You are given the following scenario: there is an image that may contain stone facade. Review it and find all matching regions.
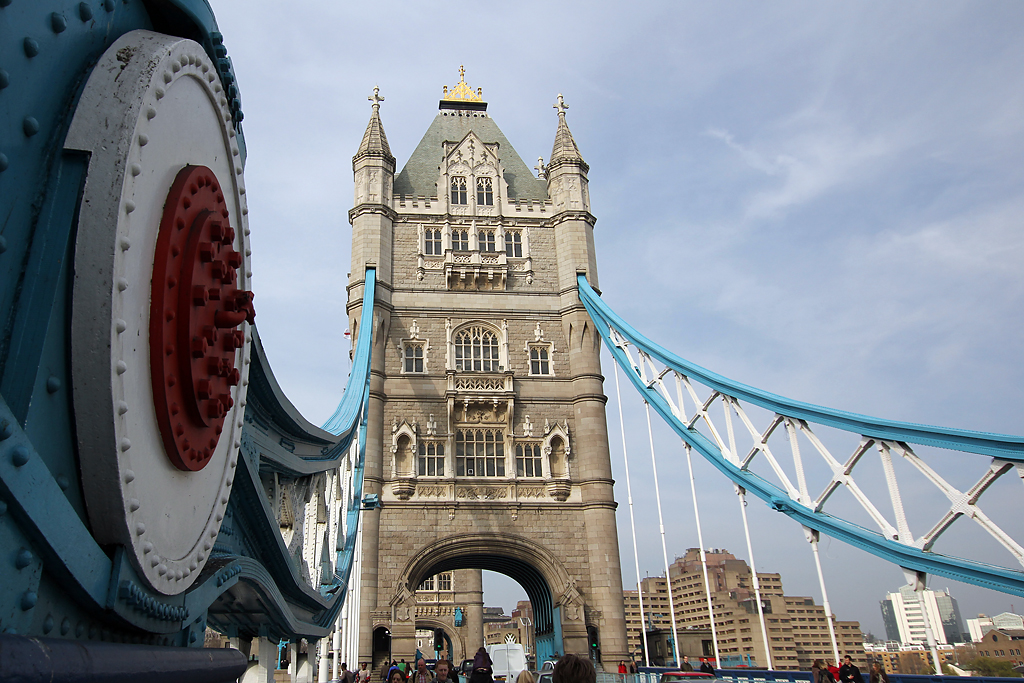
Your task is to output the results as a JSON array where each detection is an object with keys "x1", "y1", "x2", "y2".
[{"x1": 348, "y1": 75, "x2": 628, "y2": 670}]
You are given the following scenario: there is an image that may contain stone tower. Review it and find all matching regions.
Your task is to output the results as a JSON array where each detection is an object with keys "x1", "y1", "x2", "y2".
[{"x1": 348, "y1": 71, "x2": 628, "y2": 669}]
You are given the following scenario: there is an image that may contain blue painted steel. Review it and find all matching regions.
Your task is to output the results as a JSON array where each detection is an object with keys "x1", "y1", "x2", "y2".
[
  {"x1": 322, "y1": 269, "x2": 377, "y2": 437},
  {"x1": 577, "y1": 275, "x2": 1024, "y2": 598}
]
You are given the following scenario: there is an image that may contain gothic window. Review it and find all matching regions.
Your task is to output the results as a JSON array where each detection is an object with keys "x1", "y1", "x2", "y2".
[
  {"x1": 437, "y1": 572, "x2": 453, "y2": 591},
  {"x1": 454, "y1": 326, "x2": 500, "y2": 372},
  {"x1": 404, "y1": 343, "x2": 424, "y2": 373},
  {"x1": 505, "y1": 231, "x2": 522, "y2": 257},
  {"x1": 419, "y1": 575, "x2": 435, "y2": 591},
  {"x1": 476, "y1": 177, "x2": 494, "y2": 205},
  {"x1": 452, "y1": 229, "x2": 470, "y2": 251},
  {"x1": 529, "y1": 345, "x2": 551, "y2": 375},
  {"x1": 451, "y1": 176, "x2": 468, "y2": 205},
  {"x1": 417, "y1": 442, "x2": 445, "y2": 476},
  {"x1": 424, "y1": 229, "x2": 442, "y2": 255},
  {"x1": 479, "y1": 230, "x2": 496, "y2": 252},
  {"x1": 516, "y1": 443, "x2": 543, "y2": 477},
  {"x1": 456, "y1": 429, "x2": 505, "y2": 476}
]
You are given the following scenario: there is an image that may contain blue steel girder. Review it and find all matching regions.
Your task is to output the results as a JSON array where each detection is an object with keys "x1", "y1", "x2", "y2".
[{"x1": 577, "y1": 275, "x2": 1024, "y2": 598}]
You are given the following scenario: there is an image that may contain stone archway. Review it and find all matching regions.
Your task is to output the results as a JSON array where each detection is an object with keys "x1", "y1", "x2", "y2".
[
  {"x1": 415, "y1": 616, "x2": 466, "y2": 664},
  {"x1": 389, "y1": 533, "x2": 588, "y2": 664}
]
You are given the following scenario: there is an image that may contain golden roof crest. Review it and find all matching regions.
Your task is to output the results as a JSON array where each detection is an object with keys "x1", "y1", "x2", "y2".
[{"x1": 441, "y1": 65, "x2": 483, "y2": 102}]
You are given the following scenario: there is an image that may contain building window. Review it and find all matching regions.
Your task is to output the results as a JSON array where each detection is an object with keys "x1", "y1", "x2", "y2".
[
  {"x1": 479, "y1": 230, "x2": 496, "y2": 252},
  {"x1": 476, "y1": 177, "x2": 493, "y2": 205},
  {"x1": 418, "y1": 442, "x2": 444, "y2": 476},
  {"x1": 451, "y1": 176, "x2": 468, "y2": 205},
  {"x1": 454, "y1": 327, "x2": 500, "y2": 372},
  {"x1": 425, "y1": 229, "x2": 442, "y2": 255},
  {"x1": 529, "y1": 345, "x2": 550, "y2": 375},
  {"x1": 438, "y1": 572, "x2": 452, "y2": 591},
  {"x1": 452, "y1": 229, "x2": 470, "y2": 251},
  {"x1": 505, "y1": 231, "x2": 522, "y2": 257},
  {"x1": 456, "y1": 429, "x2": 505, "y2": 476},
  {"x1": 404, "y1": 343, "x2": 424, "y2": 373},
  {"x1": 419, "y1": 576, "x2": 435, "y2": 591},
  {"x1": 516, "y1": 443, "x2": 543, "y2": 477}
]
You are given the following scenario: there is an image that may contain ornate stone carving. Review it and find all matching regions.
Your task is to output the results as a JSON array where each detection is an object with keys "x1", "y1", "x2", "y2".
[
  {"x1": 546, "y1": 480, "x2": 570, "y2": 501},
  {"x1": 517, "y1": 486, "x2": 546, "y2": 499},
  {"x1": 392, "y1": 478, "x2": 416, "y2": 500},
  {"x1": 457, "y1": 486, "x2": 507, "y2": 500},
  {"x1": 417, "y1": 485, "x2": 448, "y2": 498}
]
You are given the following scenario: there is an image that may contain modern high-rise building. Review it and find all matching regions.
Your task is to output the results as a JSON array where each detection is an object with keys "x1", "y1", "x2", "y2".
[
  {"x1": 623, "y1": 549, "x2": 865, "y2": 671},
  {"x1": 879, "y1": 586, "x2": 965, "y2": 645}
]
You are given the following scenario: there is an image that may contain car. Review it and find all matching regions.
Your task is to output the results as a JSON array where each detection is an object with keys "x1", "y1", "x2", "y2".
[{"x1": 460, "y1": 660, "x2": 475, "y2": 677}]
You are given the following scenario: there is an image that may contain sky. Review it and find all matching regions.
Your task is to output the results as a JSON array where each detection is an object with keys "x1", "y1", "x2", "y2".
[{"x1": 209, "y1": 1, "x2": 1024, "y2": 639}]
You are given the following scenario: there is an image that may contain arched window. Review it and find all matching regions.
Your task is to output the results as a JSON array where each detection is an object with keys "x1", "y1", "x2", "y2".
[
  {"x1": 451, "y1": 176, "x2": 468, "y2": 205},
  {"x1": 452, "y1": 229, "x2": 469, "y2": 251},
  {"x1": 424, "y1": 229, "x2": 442, "y2": 255},
  {"x1": 454, "y1": 326, "x2": 500, "y2": 372},
  {"x1": 476, "y1": 177, "x2": 493, "y2": 205}
]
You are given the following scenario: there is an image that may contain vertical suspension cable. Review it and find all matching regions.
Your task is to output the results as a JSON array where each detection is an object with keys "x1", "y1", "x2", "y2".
[
  {"x1": 722, "y1": 399, "x2": 772, "y2": 669},
  {"x1": 683, "y1": 442, "x2": 722, "y2": 669},
  {"x1": 808, "y1": 529, "x2": 841, "y2": 664},
  {"x1": 645, "y1": 401, "x2": 681, "y2": 668},
  {"x1": 614, "y1": 365, "x2": 651, "y2": 667}
]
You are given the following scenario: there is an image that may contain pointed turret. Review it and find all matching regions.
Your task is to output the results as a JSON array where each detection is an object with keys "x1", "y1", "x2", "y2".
[
  {"x1": 354, "y1": 86, "x2": 395, "y2": 165},
  {"x1": 548, "y1": 94, "x2": 588, "y2": 173}
]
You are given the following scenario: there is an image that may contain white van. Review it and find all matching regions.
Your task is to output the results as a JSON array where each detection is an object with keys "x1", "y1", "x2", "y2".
[{"x1": 486, "y1": 643, "x2": 527, "y2": 683}]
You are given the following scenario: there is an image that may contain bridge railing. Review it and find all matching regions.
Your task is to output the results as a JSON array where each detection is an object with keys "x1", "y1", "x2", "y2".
[{"x1": 600, "y1": 671, "x2": 1024, "y2": 683}]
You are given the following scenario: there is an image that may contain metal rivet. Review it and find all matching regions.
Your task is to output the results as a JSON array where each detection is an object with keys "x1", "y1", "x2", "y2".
[
  {"x1": 120, "y1": 438, "x2": 131, "y2": 452},
  {"x1": 79, "y1": 2, "x2": 93, "y2": 20},
  {"x1": 125, "y1": 200, "x2": 135, "y2": 213},
  {"x1": 115, "y1": 319, "x2": 127, "y2": 333},
  {"x1": 142, "y1": 542, "x2": 153, "y2": 553},
  {"x1": 124, "y1": 469, "x2": 135, "y2": 482},
  {"x1": 104, "y1": 0, "x2": 115, "y2": 10},
  {"x1": 43, "y1": 615, "x2": 54, "y2": 634},
  {"x1": 61, "y1": 618, "x2": 71, "y2": 636},
  {"x1": 116, "y1": 401, "x2": 128, "y2": 415},
  {"x1": 23, "y1": 117, "x2": 40, "y2": 137},
  {"x1": 145, "y1": 107, "x2": 156, "y2": 120},
  {"x1": 56, "y1": 475, "x2": 69, "y2": 490},
  {"x1": 116, "y1": 277, "x2": 128, "y2": 291},
  {"x1": 157, "y1": 564, "x2": 167, "y2": 576},
  {"x1": 136, "y1": 523, "x2": 145, "y2": 535},
  {"x1": 0, "y1": 0, "x2": 11, "y2": 7},
  {"x1": 170, "y1": 62, "x2": 180, "y2": 73},
  {"x1": 128, "y1": 498, "x2": 140, "y2": 511},
  {"x1": 163, "y1": 71, "x2": 172, "y2": 83},
  {"x1": 20, "y1": 591, "x2": 37, "y2": 611},
  {"x1": 0, "y1": 154, "x2": 8, "y2": 173},
  {"x1": 116, "y1": 360, "x2": 127, "y2": 374},
  {"x1": 23, "y1": 38, "x2": 40, "y2": 58},
  {"x1": 0, "y1": 422, "x2": 13, "y2": 440},
  {"x1": 0, "y1": 501, "x2": 7, "y2": 515},
  {"x1": 155, "y1": 87, "x2": 165, "y2": 99},
  {"x1": 15, "y1": 548, "x2": 33, "y2": 569},
  {"x1": 130, "y1": 163, "x2": 142, "y2": 176},
  {"x1": 120, "y1": 237, "x2": 130, "y2": 250},
  {"x1": 0, "y1": 70, "x2": 9, "y2": 89},
  {"x1": 137, "y1": 134, "x2": 148, "y2": 147},
  {"x1": 50, "y1": 12, "x2": 67, "y2": 33},
  {"x1": 46, "y1": 376, "x2": 61, "y2": 393},
  {"x1": 12, "y1": 446, "x2": 30, "y2": 467}
]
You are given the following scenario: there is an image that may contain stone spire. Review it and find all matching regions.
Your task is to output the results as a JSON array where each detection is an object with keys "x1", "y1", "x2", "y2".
[
  {"x1": 548, "y1": 93, "x2": 588, "y2": 173},
  {"x1": 355, "y1": 85, "x2": 395, "y2": 164}
]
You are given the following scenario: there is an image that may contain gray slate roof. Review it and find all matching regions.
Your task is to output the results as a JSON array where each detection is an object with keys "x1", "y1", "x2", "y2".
[{"x1": 394, "y1": 111, "x2": 549, "y2": 201}]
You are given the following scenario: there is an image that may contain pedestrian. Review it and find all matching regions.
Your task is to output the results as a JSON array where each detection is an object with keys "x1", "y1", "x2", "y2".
[
  {"x1": 868, "y1": 662, "x2": 889, "y2": 683},
  {"x1": 812, "y1": 659, "x2": 829, "y2": 683},
  {"x1": 390, "y1": 670, "x2": 407, "y2": 683},
  {"x1": 470, "y1": 646, "x2": 493, "y2": 683},
  {"x1": 432, "y1": 660, "x2": 454, "y2": 683},
  {"x1": 382, "y1": 661, "x2": 392, "y2": 682},
  {"x1": 839, "y1": 656, "x2": 863, "y2": 683},
  {"x1": 552, "y1": 654, "x2": 596, "y2": 683},
  {"x1": 412, "y1": 658, "x2": 431, "y2": 683},
  {"x1": 516, "y1": 671, "x2": 535, "y2": 683},
  {"x1": 618, "y1": 662, "x2": 627, "y2": 675},
  {"x1": 400, "y1": 659, "x2": 409, "y2": 677},
  {"x1": 629, "y1": 661, "x2": 637, "y2": 674},
  {"x1": 342, "y1": 663, "x2": 355, "y2": 683},
  {"x1": 699, "y1": 659, "x2": 714, "y2": 675},
  {"x1": 680, "y1": 656, "x2": 693, "y2": 672},
  {"x1": 358, "y1": 663, "x2": 372, "y2": 683},
  {"x1": 827, "y1": 660, "x2": 840, "y2": 682}
]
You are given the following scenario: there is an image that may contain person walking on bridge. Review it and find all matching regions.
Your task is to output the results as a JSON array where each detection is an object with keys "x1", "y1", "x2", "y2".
[
  {"x1": 839, "y1": 656, "x2": 864, "y2": 683},
  {"x1": 552, "y1": 654, "x2": 595, "y2": 683},
  {"x1": 470, "y1": 646, "x2": 493, "y2": 683},
  {"x1": 431, "y1": 659, "x2": 453, "y2": 683},
  {"x1": 413, "y1": 658, "x2": 432, "y2": 683},
  {"x1": 679, "y1": 656, "x2": 693, "y2": 672}
]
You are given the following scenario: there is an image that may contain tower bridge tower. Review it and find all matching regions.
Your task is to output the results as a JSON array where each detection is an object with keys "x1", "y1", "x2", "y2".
[{"x1": 348, "y1": 71, "x2": 628, "y2": 668}]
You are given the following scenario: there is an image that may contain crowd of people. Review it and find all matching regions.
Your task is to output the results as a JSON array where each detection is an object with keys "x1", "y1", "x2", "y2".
[{"x1": 812, "y1": 655, "x2": 870, "y2": 683}]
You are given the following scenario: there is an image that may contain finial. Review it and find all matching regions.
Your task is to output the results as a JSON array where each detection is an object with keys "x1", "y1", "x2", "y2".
[
  {"x1": 441, "y1": 67, "x2": 483, "y2": 102},
  {"x1": 369, "y1": 85, "x2": 384, "y2": 110},
  {"x1": 535, "y1": 157, "x2": 546, "y2": 179},
  {"x1": 554, "y1": 93, "x2": 568, "y2": 116}
]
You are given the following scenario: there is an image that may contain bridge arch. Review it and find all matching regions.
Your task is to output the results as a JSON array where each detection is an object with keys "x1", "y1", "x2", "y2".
[
  {"x1": 413, "y1": 616, "x2": 466, "y2": 663},
  {"x1": 395, "y1": 533, "x2": 582, "y2": 663}
]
